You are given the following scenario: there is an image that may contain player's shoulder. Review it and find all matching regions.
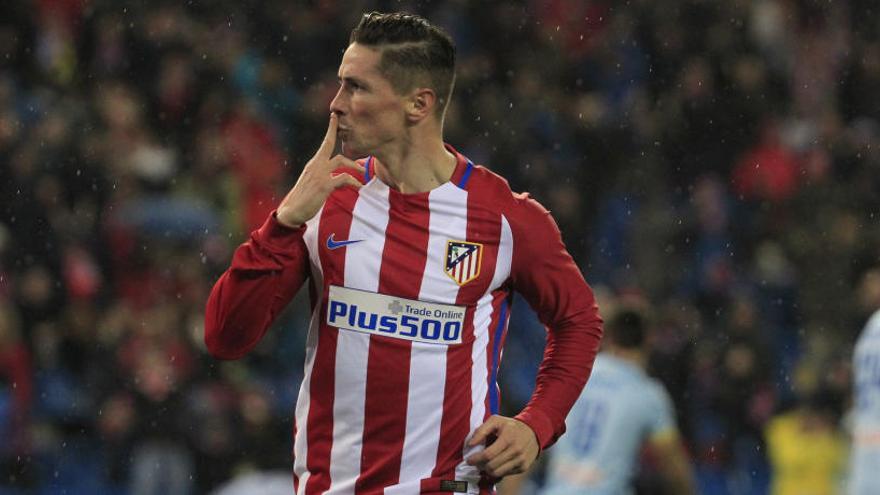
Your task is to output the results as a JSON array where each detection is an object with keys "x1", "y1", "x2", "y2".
[
  {"x1": 464, "y1": 163, "x2": 513, "y2": 199},
  {"x1": 857, "y1": 308, "x2": 880, "y2": 350},
  {"x1": 640, "y1": 376, "x2": 674, "y2": 408},
  {"x1": 609, "y1": 358, "x2": 670, "y2": 405},
  {"x1": 866, "y1": 309, "x2": 880, "y2": 335},
  {"x1": 466, "y1": 164, "x2": 552, "y2": 224}
]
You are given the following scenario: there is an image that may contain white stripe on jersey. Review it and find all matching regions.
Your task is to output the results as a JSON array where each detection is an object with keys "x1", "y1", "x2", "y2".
[
  {"x1": 456, "y1": 214, "x2": 513, "y2": 483},
  {"x1": 391, "y1": 184, "x2": 469, "y2": 493},
  {"x1": 304, "y1": 206, "x2": 325, "y2": 279},
  {"x1": 294, "y1": 209, "x2": 326, "y2": 494},
  {"x1": 456, "y1": 290, "x2": 493, "y2": 484},
  {"x1": 494, "y1": 216, "x2": 514, "y2": 292},
  {"x1": 328, "y1": 181, "x2": 391, "y2": 493}
]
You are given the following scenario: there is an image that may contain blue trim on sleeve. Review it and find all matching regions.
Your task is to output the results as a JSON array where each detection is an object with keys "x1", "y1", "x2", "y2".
[
  {"x1": 457, "y1": 160, "x2": 474, "y2": 189},
  {"x1": 489, "y1": 299, "x2": 509, "y2": 415}
]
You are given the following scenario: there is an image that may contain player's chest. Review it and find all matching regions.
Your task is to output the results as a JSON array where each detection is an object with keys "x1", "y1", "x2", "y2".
[{"x1": 311, "y1": 185, "x2": 509, "y2": 305}]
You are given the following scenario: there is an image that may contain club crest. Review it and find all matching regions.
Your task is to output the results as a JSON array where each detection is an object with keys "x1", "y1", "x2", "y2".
[{"x1": 445, "y1": 240, "x2": 483, "y2": 286}]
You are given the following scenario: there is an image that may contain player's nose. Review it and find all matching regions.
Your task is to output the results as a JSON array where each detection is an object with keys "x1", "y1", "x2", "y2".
[{"x1": 329, "y1": 87, "x2": 346, "y2": 116}]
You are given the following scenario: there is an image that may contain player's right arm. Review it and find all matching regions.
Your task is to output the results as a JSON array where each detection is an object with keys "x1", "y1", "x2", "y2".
[
  {"x1": 204, "y1": 114, "x2": 363, "y2": 359},
  {"x1": 204, "y1": 214, "x2": 310, "y2": 359}
]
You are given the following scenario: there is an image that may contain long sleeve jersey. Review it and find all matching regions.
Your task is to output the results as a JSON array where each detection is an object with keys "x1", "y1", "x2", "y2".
[{"x1": 204, "y1": 145, "x2": 603, "y2": 495}]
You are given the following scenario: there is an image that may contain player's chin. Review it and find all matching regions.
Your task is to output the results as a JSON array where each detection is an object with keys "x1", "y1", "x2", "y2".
[{"x1": 341, "y1": 141, "x2": 369, "y2": 160}]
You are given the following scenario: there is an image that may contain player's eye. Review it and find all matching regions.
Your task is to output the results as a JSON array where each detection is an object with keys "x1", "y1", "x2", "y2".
[{"x1": 339, "y1": 78, "x2": 366, "y2": 93}]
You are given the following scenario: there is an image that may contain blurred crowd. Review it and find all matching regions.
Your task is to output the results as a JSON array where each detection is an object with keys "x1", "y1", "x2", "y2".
[{"x1": 0, "y1": 0, "x2": 878, "y2": 493}]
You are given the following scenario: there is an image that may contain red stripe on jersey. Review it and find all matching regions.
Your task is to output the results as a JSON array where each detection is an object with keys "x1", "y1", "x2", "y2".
[
  {"x1": 355, "y1": 190, "x2": 431, "y2": 492},
  {"x1": 431, "y1": 303, "x2": 476, "y2": 481},
  {"x1": 419, "y1": 478, "x2": 435, "y2": 492},
  {"x1": 304, "y1": 189, "x2": 360, "y2": 494},
  {"x1": 432, "y1": 196, "x2": 503, "y2": 481}
]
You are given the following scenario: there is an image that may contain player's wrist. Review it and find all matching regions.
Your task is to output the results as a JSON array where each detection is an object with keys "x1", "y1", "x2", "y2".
[
  {"x1": 275, "y1": 207, "x2": 305, "y2": 229},
  {"x1": 262, "y1": 210, "x2": 306, "y2": 239},
  {"x1": 513, "y1": 409, "x2": 553, "y2": 452}
]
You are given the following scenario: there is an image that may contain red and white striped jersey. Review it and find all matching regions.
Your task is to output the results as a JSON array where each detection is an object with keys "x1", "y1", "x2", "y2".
[{"x1": 205, "y1": 145, "x2": 603, "y2": 494}]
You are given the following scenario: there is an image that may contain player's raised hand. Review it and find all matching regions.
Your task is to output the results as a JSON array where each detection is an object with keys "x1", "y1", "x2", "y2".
[
  {"x1": 276, "y1": 113, "x2": 364, "y2": 228},
  {"x1": 465, "y1": 415, "x2": 539, "y2": 479}
]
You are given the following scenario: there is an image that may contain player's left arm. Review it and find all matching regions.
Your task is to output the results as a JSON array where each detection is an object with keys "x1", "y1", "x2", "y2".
[
  {"x1": 646, "y1": 429, "x2": 696, "y2": 495},
  {"x1": 644, "y1": 383, "x2": 696, "y2": 494},
  {"x1": 466, "y1": 195, "x2": 603, "y2": 478}
]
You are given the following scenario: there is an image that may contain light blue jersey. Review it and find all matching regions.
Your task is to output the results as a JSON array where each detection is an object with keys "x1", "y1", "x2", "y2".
[
  {"x1": 541, "y1": 353, "x2": 676, "y2": 495},
  {"x1": 850, "y1": 309, "x2": 880, "y2": 495}
]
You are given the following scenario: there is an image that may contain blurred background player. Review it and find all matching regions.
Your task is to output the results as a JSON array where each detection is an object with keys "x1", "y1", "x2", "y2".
[
  {"x1": 849, "y1": 267, "x2": 880, "y2": 495},
  {"x1": 500, "y1": 306, "x2": 695, "y2": 495}
]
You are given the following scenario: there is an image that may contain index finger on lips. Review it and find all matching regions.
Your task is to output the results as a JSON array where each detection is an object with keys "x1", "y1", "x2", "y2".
[{"x1": 317, "y1": 113, "x2": 338, "y2": 158}]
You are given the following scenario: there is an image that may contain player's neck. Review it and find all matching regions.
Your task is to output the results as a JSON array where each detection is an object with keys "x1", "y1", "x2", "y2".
[{"x1": 373, "y1": 133, "x2": 457, "y2": 194}]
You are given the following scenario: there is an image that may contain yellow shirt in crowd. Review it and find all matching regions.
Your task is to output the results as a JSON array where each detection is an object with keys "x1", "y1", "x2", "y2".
[{"x1": 765, "y1": 410, "x2": 846, "y2": 495}]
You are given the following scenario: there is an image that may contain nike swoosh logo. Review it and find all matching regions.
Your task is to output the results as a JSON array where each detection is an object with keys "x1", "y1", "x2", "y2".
[{"x1": 326, "y1": 234, "x2": 364, "y2": 250}]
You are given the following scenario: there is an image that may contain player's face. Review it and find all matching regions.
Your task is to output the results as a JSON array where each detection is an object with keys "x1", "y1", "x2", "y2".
[{"x1": 330, "y1": 43, "x2": 407, "y2": 158}]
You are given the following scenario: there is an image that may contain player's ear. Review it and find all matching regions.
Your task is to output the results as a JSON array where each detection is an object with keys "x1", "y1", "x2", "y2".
[{"x1": 405, "y1": 87, "x2": 436, "y2": 123}]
